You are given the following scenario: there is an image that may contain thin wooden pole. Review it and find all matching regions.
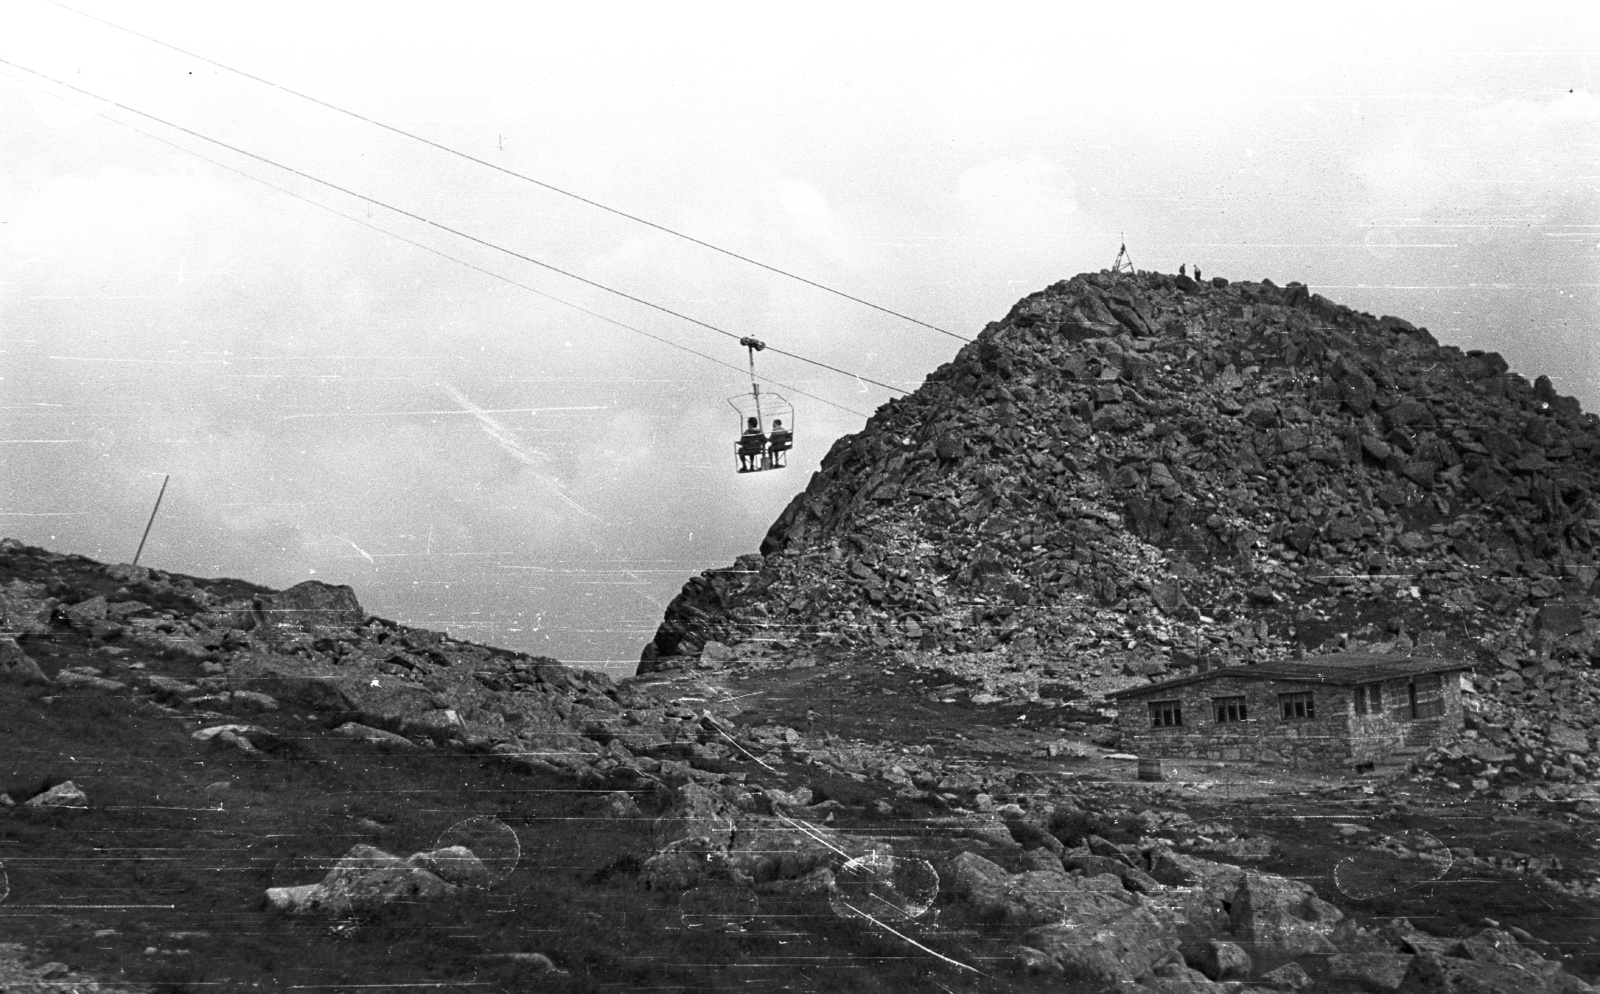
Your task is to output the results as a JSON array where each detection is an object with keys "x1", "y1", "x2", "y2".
[{"x1": 132, "y1": 474, "x2": 170, "y2": 566}]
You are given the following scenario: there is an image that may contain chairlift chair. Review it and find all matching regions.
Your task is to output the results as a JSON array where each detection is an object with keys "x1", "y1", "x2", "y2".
[{"x1": 729, "y1": 336, "x2": 794, "y2": 473}]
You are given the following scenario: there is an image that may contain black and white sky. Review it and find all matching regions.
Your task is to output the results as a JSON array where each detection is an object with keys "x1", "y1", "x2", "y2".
[{"x1": 2, "y1": 1, "x2": 1596, "y2": 673}]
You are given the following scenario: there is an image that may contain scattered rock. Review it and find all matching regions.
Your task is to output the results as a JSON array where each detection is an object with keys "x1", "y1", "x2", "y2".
[
  {"x1": 1258, "y1": 961, "x2": 1313, "y2": 990},
  {"x1": 1328, "y1": 951, "x2": 1413, "y2": 990},
  {"x1": 1014, "y1": 945, "x2": 1065, "y2": 976},
  {"x1": 639, "y1": 850, "x2": 707, "y2": 891},
  {"x1": 266, "y1": 843, "x2": 466, "y2": 916},
  {"x1": 407, "y1": 846, "x2": 490, "y2": 888},
  {"x1": 24, "y1": 781, "x2": 87, "y2": 809},
  {"x1": 1191, "y1": 939, "x2": 1251, "y2": 981},
  {"x1": 61, "y1": 595, "x2": 109, "y2": 624},
  {"x1": 480, "y1": 951, "x2": 565, "y2": 973},
  {"x1": 334, "y1": 722, "x2": 418, "y2": 749},
  {"x1": 1536, "y1": 602, "x2": 1585, "y2": 636},
  {"x1": 0, "y1": 581, "x2": 55, "y2": 635},
  {"x1": 1023, "y1": 902, "x2": 1179, "y2": 986},
  {"x1": 259, "y1": 580, "x2": 367, "y2": 633},
  {"x1": 1229, "y1": 870, "x2": 1342, "y2": 954},
  {"x1": 698, "y1": 641, "x2": 736, "y2": 668},
  {"x1": 227, "y1": 690, "x2": 281, "y2": 712},
  {"x1": 0, "y1": 638, "x2": 49, "y2": 685},
  {"x1": 600, "y1": 791, "x2": 644, "y2": 818},
  {"x1": 54, "y1": 667, "x2": 127, "y2": 692}
]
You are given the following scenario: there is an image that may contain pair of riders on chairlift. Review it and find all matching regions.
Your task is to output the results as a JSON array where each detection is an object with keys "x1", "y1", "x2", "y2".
[{"x1": 738, "y1": 417, "x2": 791, "y2": 472}]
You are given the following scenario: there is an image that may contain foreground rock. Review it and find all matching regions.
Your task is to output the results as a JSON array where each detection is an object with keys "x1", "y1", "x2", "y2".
[
  {"x1": 24, "y1": 781, "x2": 87, "y2": 809},
  {"x1": 0, "y1": 637, "x2": 48, "y2": 685},
  {"x1": 638, "y1": 782, "x2": 882, "y2": 894},
  {"x1": 265, "y1": 843, "x2": 491, "y2": 916}
]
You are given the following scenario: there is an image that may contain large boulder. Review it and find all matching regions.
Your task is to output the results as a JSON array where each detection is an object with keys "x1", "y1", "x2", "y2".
[
  {"x1": 324, "y1": 862, "x2": 456, "y2": 914},
  {"x1": 947, "y1": 851, "x2": 1139, "y2": 926},
  {"x1": 1228, "y1": 870, "x2": 1342, "y2": 954},
  {"x1": 334, "y1": 722, "x2": 419, "y2": 750},
  {"x1": 1329, "y1": 952, "x2": 1412, "y2": 990},
  {"x1": 651, "y1": 783, "x2": 738, "y2": 850},
  {"x1": 1452, "y1": 929, "x2": 1595, "y2": 992},
  {"x1": 406, "y1": 846, "x2": 490, "y2": 889},
  {"x1": 25, "y1": 781, "x2": 87, "y2": 808},
  {"x1": 259, "y1": 581, "x2": 366, "y2": 634},
  {"x1": 1023, "y1": 903, "x2": 1182, "y2": 986},
  {"x1": 60, "y1": 595, "x2": 108, "y2": 624},
  {"x1": 1149, "y1": 852, "x2": 1247, "y2": 938},
  {"x1": 638, "y1": 849, "x2": 708, "y2": 891},
  {"x1": 0, "y1": 581, "x2": 55, "y2": 635},
  {"x1": 228, "y1": 651, "x2": 361, "y2": 711},
  {"x1": 725, "y1": 816, "x2": 877, "y2": 884},
  {"x1": 1546, "y1": 725, "x2": 1591, "y2": 755},
  {"x1": 0, "y1": 638, "x2": 49, "y2": 685},
  {"x1": 1191, "y1": 939, "x2": 1252, "y2": 981},
  {"x1": 1535, "y1": 602, "x2": 1585, "y2": 637},
  {"x1": 1404, "y1": 948, "x2": 1595, "y2": 994},
  {"x1": 266, "y1": 844, "x2": 467, "y2": 916},
  {"x1": 226, "y1": 650, "x2": 438, "y2": 720}
]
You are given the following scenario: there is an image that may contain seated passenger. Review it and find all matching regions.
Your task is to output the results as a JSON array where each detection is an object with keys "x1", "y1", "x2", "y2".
[
  {"x1": 767, "y1": 419, "x2": 792, "y2": 465},
  {"x1": 738, "y1": 416, "x2": 767, "y2": 472}
]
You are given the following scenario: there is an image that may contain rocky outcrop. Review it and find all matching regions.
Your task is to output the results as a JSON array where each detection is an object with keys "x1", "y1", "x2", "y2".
[
  {"x1": 258, "y1": 580, "x2": 367, "y2": 633},
  {"x1": 643, "y1": 269, "x2": 1600, "y2": 767}
]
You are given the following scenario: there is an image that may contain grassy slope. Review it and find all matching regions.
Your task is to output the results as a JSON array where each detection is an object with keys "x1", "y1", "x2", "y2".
[{"x1": 4, "y1": 543, "x2": 1598, "y2": 991}]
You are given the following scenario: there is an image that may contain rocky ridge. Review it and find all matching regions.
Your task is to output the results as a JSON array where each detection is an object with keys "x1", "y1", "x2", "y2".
[{"x1": 643, "y1": 269, "x2": 1600, "y2": 783}]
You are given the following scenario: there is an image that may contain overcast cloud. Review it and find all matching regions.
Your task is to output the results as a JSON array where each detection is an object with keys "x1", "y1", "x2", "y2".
[{"x1": 2, "y1": 1, "x2": 1596, "y2": 673}]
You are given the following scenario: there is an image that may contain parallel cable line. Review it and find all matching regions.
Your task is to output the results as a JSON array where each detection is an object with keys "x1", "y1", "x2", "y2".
[
  {"x1": 0, "y1": 58, "x2": 908, "y2": 397},
  {"x1": 0, "y1": 69, "x2": 872, "y2": 419},
  {"x1": 43, "y1": 0, "x2": 972, "y2": 343}
]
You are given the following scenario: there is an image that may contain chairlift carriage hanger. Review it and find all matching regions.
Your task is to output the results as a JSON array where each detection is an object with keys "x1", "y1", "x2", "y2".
[{"x1": 729, "y1": 336, "x2": 794, "y2": 474}]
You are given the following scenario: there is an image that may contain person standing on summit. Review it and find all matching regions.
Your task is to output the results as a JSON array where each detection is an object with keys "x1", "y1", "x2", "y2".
[{"x1": 1179, "y1": 263, "x2": 1187, "y2": 277}]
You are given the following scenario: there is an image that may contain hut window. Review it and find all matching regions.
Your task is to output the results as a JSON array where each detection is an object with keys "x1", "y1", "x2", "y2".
[
  {"x1": 1409, "y1": 673, "x2": 1443, "y2": 719},
  {"x1": 1279, "y1": 691, "x2": 1315, "y2": 720},
  {"x1": 1355, "y1": 683, "x2": 1383, "y2": 715},
  {"x1": 1148, "y1": 700, "x2": 1183, "y2": 728},
  {"x1": 1213, "y1": 696, "x2": 1247, "y2": 723}
]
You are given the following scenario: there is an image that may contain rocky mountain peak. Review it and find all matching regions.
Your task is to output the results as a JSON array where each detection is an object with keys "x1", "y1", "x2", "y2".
[{"x1": 643, "y1": 269, "x2": 1600, "y2": 755}]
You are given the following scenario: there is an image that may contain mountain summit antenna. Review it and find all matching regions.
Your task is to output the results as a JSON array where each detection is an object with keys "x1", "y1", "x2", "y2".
[{"x1": 1111, "y1": 236, "x2": 1135, "y2": 274}]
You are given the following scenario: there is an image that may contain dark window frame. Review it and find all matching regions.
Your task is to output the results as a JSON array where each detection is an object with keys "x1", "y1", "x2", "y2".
[
  {"x1": 1279, "y1": 690, "x2": 1315, "y2": 720},
  {"x1": 1408, "y1": 673, "x2": 1443, "y2": 719},
  {"x1": 1213, "y1": 696, "x2": 1247, "y2": 724},
  {"x1": 1355, "y1": 682, "x2": 1385, "y2": 715},
  {"x1": 1148, "y1": 699, "x2": 1183, "y2": 728}
]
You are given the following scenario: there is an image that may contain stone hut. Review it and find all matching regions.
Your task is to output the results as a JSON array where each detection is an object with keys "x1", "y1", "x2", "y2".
[{"x1": 1108, "y1": 653, "x2": 1470, "y2": 769}]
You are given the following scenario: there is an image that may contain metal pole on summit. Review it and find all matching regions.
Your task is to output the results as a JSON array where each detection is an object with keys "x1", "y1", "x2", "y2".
[
  {"x1": 132, "y1": 474, "x2": 170, "y2": 566},
  {"x1": 1111, "y1": 235, "x2": 1135, "y2": 274}
]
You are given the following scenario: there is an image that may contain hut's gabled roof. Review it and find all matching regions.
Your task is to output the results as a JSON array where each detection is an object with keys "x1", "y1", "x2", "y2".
[{"x1": 1108, "y1": 653, "x2": 1470, "y2": 700}]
